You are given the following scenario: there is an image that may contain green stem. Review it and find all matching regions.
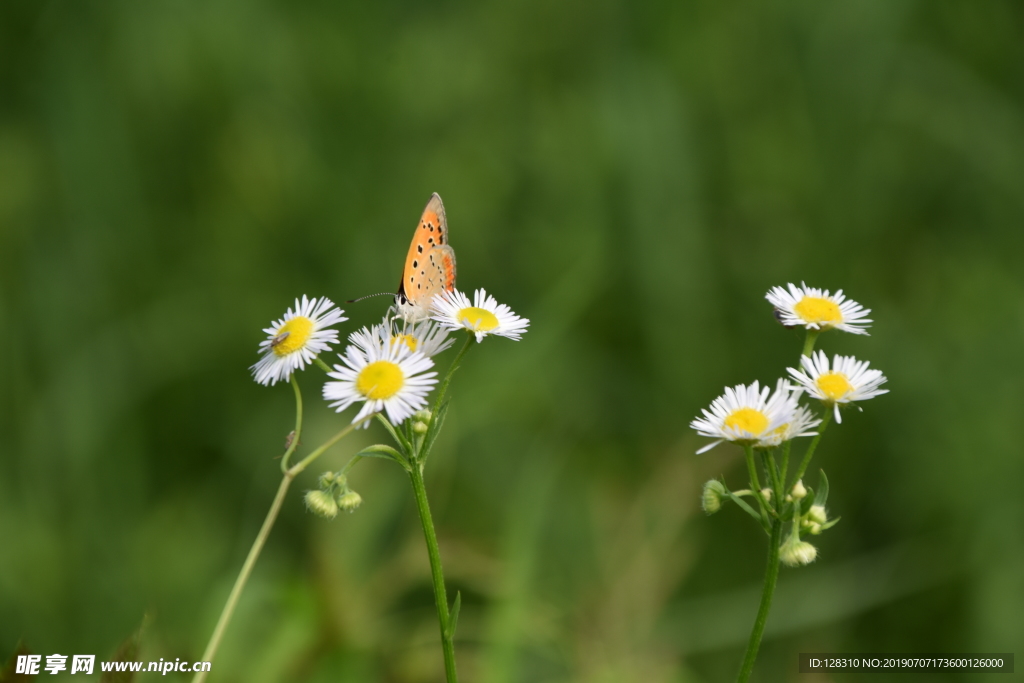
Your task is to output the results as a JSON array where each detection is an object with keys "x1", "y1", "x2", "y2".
[
  {"x1": 762, "y1": 450, "x2": 783, "y2": 503},
  {"x1": 193, "y1": 413, "x2": 370, "y2": 683},
  {"x1": 736, "y1": 517, "x2": 783, "y2": 683},
  {"x1": 280, "y1": 376, "x2": 304, "y2": 472},
  {"x1": 288, "y1": 417, "x2": 370, "y2": 475},
  {"x1": 194, "y1": 475, "x2": 292, "y2": 683},
  {"x1": 314, "y1": 356, "x2": 332, "y2": 373},
  {"x1": 801, "y1": 329, "x2": 820, "y2": 358},
  {"x1": 408, "y1": 464, "x2": 459, "y2": 683},
  {"x1": 779, "y1": 440, "x2": 791, "y2": 491},
  {"x1": 744, "y1": 446, "x2": 771, "y2": 525},
  {"x1": 792, "y1": 409, "x2": 832, "y2": 486}
]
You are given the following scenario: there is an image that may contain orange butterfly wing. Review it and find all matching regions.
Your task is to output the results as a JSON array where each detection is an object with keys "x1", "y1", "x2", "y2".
[{"x1": 396, "y1": 193, "x2": 457, "y2": 309}]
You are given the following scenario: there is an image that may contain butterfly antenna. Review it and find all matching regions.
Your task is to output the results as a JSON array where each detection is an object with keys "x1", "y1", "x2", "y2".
[{"x1": 346, "y1": 292, "x2": 394, "y2": 304}]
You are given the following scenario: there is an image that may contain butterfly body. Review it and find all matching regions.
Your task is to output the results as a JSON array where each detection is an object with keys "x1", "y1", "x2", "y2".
[{"x1": 395, "y1": 193, "x2": 457, "y2": 321}]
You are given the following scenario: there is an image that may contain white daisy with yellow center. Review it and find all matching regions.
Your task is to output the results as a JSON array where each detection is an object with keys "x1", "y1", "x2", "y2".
[
  {"x1": 691, "y1": 380, "x2": 812, "y2": 454},
  {"x1": 251, "y1": 295, "x2": 347, "y2": 386},
  {"x1": 766, "y1": 282, "x2": 872, "y2": 334},
  {"x1": 377, "y1": 318, "x2": 455, "y2": 358},
  {"x1": 323, "y1": 331, "x2": 438, "y2": 427},
  {"x1": 787, "y1": 351, "x2": 888, "y2": 423},
  {"x1": 761, "y1": 403, "x2": 822, "y2": 448},
  {"x1": 431, "y1": 288, "x2": 529, "y2": 342}
]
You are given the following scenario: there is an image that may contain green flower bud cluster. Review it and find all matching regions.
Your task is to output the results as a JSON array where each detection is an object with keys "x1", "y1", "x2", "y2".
[
  {"x1": 700, "y1": 471, "x2": 841, "y2": 569},
  {"x1": 411, "y1": 408, "x2": 432, "y2": 435},
  {"x1": 304, "y1": 471, "x2": 363, "y2": 519}
]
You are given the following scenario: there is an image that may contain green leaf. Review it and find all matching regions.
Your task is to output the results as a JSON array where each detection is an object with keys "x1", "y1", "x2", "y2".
[
  {"x1": 818, "y1": 516, "x2": 841, "y2": 532},
  {"x1": 355, "y1": 444, "x2": 410, "y2": 470},
  {"x1": 445, "y1": 591, "x2": 462, "y2": 641},
  {"x1": 726, "y1": 492, "x2": 770, "y2": 532},
  {"x1": 815, "y1": 469, "x2": 830, "y2": 507}
]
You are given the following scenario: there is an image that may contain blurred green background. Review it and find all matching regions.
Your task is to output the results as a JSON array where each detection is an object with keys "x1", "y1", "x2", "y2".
[{"x1": 2, "y1": 0, "x2": 1022, "y2": 681}]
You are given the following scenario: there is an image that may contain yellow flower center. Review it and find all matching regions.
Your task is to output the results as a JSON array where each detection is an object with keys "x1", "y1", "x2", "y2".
[
  {"x1": 793, "y1": 296, "x2": 842, "y2": 325},
  {"x1": 458, "y1": 306, "x2": 499, "y2": 331},
  {"x1": 815, "y1": 372, "x2": 853, "y2": 401},
  {"x1": 273, "y1": 317, "x2": 314, "y2": 356},
  {"x1": 724, "y1": 408, "x2": 769, "y2": 436},
  {"x1": 355, "y1": 360, "x2": 404, "y2": 400},
  {"x1": 390, "y1": 333, "x2": 419, "y2": 352}
]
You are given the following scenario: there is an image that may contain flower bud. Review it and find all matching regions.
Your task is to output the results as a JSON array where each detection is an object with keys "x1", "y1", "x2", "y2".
[
  {"x1": 702, "y1": 480, "x2": 726, "y2": 514},
  {"x1": 760, "y1": 488, "x2": 773, "y2": 502},
  {"x1": 780, "y1": 535, "x2": 817, "y2": 567},
  {"x1": 790, "y1": 479, "x2": 807, "y2": 500},
  {"x1": 318, "y1": 471, "x2": 345, "y2": 489},
  {"x1": 807, "y1": 504, "x2": 827, "y2": 524},
  {"x1": 305, "y1": 489, "x2": 339, "y2": 519},
  {"x1": 337, "y1": 490, "x2": 363, "y2": 512},
  {"x1": 411, "y1": 408, "x2": 432, "y2": 434}
]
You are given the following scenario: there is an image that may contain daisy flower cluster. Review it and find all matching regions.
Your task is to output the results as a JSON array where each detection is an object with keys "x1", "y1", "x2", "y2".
[
  {"x1": 691, "y1": 283, "x2": 887, "y2": 568},
  {"x1": 249, "y1": 288, "x2": 528, "y2": 431},
  {"x1": 206, "y1": 196, "x2": 531, "y2": 683}
]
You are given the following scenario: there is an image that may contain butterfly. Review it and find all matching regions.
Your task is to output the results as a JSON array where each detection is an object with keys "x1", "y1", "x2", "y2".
[{"x1": 394, "y1": 193, "x2": 457, "y2": 321}]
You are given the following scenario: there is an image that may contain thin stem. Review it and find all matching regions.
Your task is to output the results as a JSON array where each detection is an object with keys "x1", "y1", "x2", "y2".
[
  {"x1": 779, "y1": 440, "x2": 792, "y2": 491},
  {"x1": 736, "y1": 516, "x2": 783, "y2": 683},
  {"x1": 194, "y1": 413, "x2": 370, "y2": 683},
  {"x1": 376, "y1": 412, "x2": 412, "y2": 455},
  {"x1": 792, "y1": 409, "x2": 832, "y2": 486},
  {"x1": 280, "y1": 376, "x2": 304, "y2": 472},
  {"x1": 194, "y1": 475, "x2": 292, "y2": 683},
  {"x1": 762, "y1": 450, "x2": 783, "y2": 503},
  {"x1": 314, "y1": 356, "x2": 332, "y2": 373},
  {"x1": 801, "y1": 329, "x2": 820, "y2": 358},
  {"x1": 340, "y1": 454, "x2": 364, "y2": 476},
  {"x1": 744, "y1": 446, "x2": 771, "y2": 525},
  {"x1": 408, "y1": 464, "x2": 459, "y2": 682},
  {"x1": 287, "y1": 416, "x2": 372, "y2": 476}
]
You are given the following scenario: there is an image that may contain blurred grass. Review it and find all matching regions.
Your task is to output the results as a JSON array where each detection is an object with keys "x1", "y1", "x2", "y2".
[{"x1": 1, "y1": 0, "x2": 1023, "y2": 681}]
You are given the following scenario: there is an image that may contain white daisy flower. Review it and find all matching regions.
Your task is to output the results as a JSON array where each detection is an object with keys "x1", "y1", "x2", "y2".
[
  {"x1": 378, "y1": 318, "x2": 455, "y2": 358},
  {"x1": 761, "y1": 403, "x2": 822, "y2": 448},
  {"x1": 691, "y1": 380, "x2": 813, "y2": 454},
  {"x1": 766, "y1": 282, "x2": 872, "y2": 334},
  {"x1": 323, "y1": 331, "x2": 438, "y2": 427},
  {"x1": 431, "y1": 288, "x2": 529, "y2": 342},
  {"x1": 251, "y1": 296, "x2": 347, "y2": 386},
  {"x1": 787, "y1": 351, "x2": 888, "y2": 423}
]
